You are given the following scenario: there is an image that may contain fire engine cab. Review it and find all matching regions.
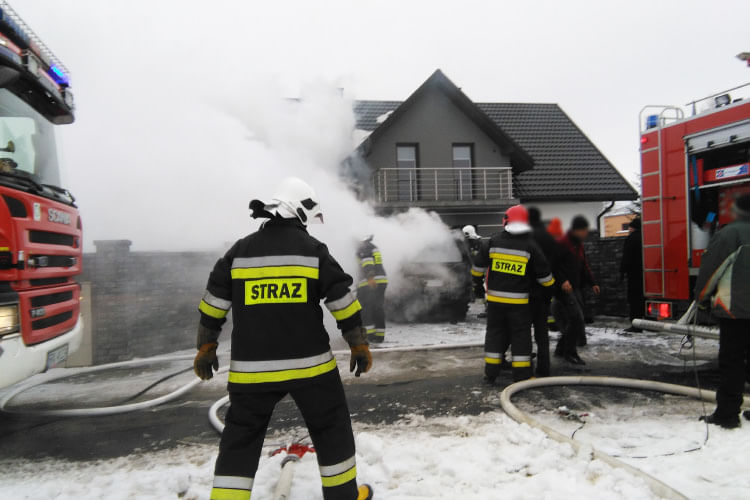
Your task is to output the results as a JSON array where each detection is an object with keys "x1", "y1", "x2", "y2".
[
  {"x1": 0, "y1": 1, "x2": 83, "y2": 388},
  {"x1": 639, "y1": 81, "x2": 750, "y2": 321}
]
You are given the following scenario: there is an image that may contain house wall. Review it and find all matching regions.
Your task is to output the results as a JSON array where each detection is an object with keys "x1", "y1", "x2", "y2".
[
  {"x1": 365, "y1": 87, "x2": 512, "y2": 170},
  {"x1": 603, "y1": 214, "x2": 636, "y2": 238}
]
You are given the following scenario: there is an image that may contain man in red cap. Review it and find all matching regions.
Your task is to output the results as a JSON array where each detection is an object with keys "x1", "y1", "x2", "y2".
[{"x1": 473, "y1": 205, "x2": 555, "y2": 382}]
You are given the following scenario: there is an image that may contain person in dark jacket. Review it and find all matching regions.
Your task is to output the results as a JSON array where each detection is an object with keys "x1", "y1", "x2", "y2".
[
  {"x1": 473, "y1": 205, "x2": 555, "y2": 382},
  {"x1": 620, "y1": 216, "x2": 644, "y2": 332},
  {"x1": 527, "y1": 207, "x2": 561, "y2": 376},
  {"x1": 463, "y1": 225, "x2": 486, "y2": 301},
  {"x1": 694, "y1": 193, "x2": 750, "y2": 429},
  {"x1": 194, "y1": 177, "x2": 374, "y2": 500},
  {"x1": 552, "y1": 215, "x2": 600, "y2": 365},
  {"x1": 356, "y1": 236, "x2": 388, "y2": 344}
]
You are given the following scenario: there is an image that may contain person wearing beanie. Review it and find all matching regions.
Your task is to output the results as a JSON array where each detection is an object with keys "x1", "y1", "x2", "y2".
[
  {"x1": 552, "y1": 215, "x2": 600, "y2": 365},
  {"x1": 694, "y1": 193, "x2": 750, "y2": 429},
  {"x1": 620, "y1": 216, "x2": 644, "y2": 332}
]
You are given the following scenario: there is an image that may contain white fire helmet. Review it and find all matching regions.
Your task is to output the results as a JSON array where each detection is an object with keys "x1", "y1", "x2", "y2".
[
  {"x1": 267, "y1": 177, "x2": 323, "y2": 226},
  {"x1": 462, "y1": 225, "x2": 479, "y2": 239}
]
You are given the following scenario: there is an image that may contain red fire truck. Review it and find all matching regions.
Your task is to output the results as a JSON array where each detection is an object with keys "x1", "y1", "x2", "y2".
[
  {"x1": 639, "y1": 81, "x2": 750, "y2": 321},
  {"x1": 0, "y1": 2, "x2": 82, "y2": 388}
]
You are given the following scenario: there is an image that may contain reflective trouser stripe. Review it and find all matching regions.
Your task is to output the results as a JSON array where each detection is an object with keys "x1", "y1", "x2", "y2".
[
  {"x1": 321, "y1": 464, "x2": 357, "y2": 488},
  {"x1": 210, "y1": 488, "x2": 251, "y2": 500},
  {"x1": 487, "y1": 290, "x2": 529, "y2": 305},
  {"x1": 326, "y1": 293, "x2": 362, "y2": 321},
  {"x1": 200, "y1": 300, "x2": 229, "y2": 319},
  {"x1": 485, "y1": 352, "x2": 502, "y2": 364},
  {"x1": 372, "y1": 328, "x2": 385, "y2": 337},
  {"x1": 512, "y1": 356, "x2": 531, "y2": 368}
]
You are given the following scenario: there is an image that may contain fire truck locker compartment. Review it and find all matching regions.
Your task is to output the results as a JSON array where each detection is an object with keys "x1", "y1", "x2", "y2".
[
  {"x1": 686, "y1": 120, "x2": 750, "y2": 153},
  {"x1": 0, "y1": 315, "x2": 84, "y2": 388}
]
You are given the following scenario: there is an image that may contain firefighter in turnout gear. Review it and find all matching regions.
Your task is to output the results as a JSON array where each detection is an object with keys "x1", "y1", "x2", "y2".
[
  {"x1": 194, "y1": 177, "x2": 374, "y2": 500},
  {"x1": 473, "y1": 205, "x2": 555, "y2": 382},
  {"x1": 356, "y1": 235, "x2": 388, "y2": 343},
  {"x1": 463, "y1": 225, "x2": 486, "y2": 300}
]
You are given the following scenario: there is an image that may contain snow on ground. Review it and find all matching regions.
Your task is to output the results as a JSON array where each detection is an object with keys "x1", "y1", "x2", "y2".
[
  {"x1": 0, "y1": 412, "x2": 660, "y2": 500},
  {"x1": 519, "y1": 390, "x2": 750, "y2": 500}
]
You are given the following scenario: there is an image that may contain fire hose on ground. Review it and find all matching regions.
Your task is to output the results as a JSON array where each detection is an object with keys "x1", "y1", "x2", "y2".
[{"x1": 1, "y1": 342, "x2": 743, "y2": 500}]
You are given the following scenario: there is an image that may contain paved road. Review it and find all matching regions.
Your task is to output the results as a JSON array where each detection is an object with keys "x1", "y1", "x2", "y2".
[{"x1": 0, "y1": 333, "x2": 722, "y2": 462}]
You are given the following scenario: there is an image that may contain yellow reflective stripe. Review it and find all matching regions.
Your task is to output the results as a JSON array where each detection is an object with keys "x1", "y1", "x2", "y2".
[
  {"x1": 541, "y1": 278, "x2": 555, "y2": 287},
  {"x1": 210, "y1": 488, "x2": 251, "y2": 500},
  {"x1": 486, "y1": 295, "x2": 529, "y2": 305},
  {"x1": 321, "y1": 465, "x2": 357, "y2": 488},
  {"x1": 228, "y1": 358, "x2": 337, "y2": 384},
  {"x1": 471, "y1": 269, "x2": 485, "y2": 277},
  {"x1": 489, "y1": 253, "x2": 529, "y2": 263},
  {"x1": 484, "y1": 357, "x2": 501, "y2": 365},
  {"x1": 199, "y1": 300, "x2": 229, "y2": 319},
  {"x1": 361, "y1": 259, "x2": 375, "y2": 267},
  {"x1": 512, "y1": 361, "x2": 531, "y2": 368},
  {"x1": 231, "y1": 266, "x2": 319, "y2": 280},
  {"x1": 331, "y1": 300, "x2": 362, "y2": 321}
]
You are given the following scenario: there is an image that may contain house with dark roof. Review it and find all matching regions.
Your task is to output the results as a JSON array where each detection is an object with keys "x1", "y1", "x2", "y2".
[{"x1": 353, "y1": 70, "x2": 637, "y2": 234}]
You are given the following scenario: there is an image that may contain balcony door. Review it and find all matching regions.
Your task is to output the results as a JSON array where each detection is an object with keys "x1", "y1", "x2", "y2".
[
  {"x1": 453, "y1": 144, "x2": 473, "y2": 200},
  {"x1": 396, "y1": 144, "x2": 418, "y2": 201}
]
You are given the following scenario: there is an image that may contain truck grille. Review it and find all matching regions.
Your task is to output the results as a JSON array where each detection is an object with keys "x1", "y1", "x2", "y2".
[
  {"x1": 29, "y1": 230, "x2": 75, "y2": 247},
  {"x1": 30, "y1": 291, "x2": 74, "y2": 308},
  {"x1": 31, "y1": 310, "x2": 73, "y2": 330},
  {"x1": 29, "y1": 277, "x2": 69, "y2": 286}
]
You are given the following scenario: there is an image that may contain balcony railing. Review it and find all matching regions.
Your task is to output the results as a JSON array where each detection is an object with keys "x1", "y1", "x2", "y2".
[{"x1": 373, "y1": 167, "x2": 513, "y2": 203}]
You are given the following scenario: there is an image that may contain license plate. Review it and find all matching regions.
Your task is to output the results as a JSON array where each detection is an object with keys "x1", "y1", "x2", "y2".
[
  {"x1": 425, "y1": 279, "x2": 443, "y2": 288},
  {"x1": 46, "y1": 344, "x2": 69, "y2": 369}
]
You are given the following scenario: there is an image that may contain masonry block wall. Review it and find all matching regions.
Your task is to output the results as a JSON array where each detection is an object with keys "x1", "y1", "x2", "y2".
[
  {"x1": 81, "y1": 240, "x2": 220, "y2": 364},
  {"x1": 583, "y1": 236, "x2": 630, "y2": 318}
]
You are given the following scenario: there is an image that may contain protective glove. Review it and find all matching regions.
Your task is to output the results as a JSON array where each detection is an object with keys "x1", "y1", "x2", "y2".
[
  {"x1": 350, "y1": 344, "x2": 373, "y2": 377},
  {"x1": 194, "y1": 342, "x2": 219, "y2": 380}
]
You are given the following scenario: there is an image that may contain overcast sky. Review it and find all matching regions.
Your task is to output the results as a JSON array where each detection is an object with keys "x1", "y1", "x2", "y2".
[{"x1": 10, "y1": 0, "x2": 750, "y2": 248}]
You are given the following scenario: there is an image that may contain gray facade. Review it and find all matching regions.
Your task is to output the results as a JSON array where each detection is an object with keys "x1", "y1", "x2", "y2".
[{"x1": 364, "y1": 87, "x2": 512, "y2": 172}]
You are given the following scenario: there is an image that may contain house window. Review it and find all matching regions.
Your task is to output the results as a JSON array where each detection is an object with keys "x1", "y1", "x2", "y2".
[
  {"x1": 396, "y1": 144, "x2": 418, "y2": 201},
  {"x1": 453, "y1": 144, "x2": 473, "y2": 200}
]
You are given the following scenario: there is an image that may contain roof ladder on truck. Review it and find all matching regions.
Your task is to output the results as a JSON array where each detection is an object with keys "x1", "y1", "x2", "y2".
[{"x1": 639, "y1": 106, "x2": 684, "y2": 298}]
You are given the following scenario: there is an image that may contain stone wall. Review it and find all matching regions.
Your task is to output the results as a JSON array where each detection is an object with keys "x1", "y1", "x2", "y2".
[
  {"x1": 583, "y1": 235, "x2": 630, "y2": 318},
  {"x1": 81, "y1": 240, "x2": 220, "y2": 364}
]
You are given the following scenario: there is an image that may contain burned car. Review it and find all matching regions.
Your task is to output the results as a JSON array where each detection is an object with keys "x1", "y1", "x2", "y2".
[{"x1": 385, "y1": 231, "x2": 474, "y2": 323}]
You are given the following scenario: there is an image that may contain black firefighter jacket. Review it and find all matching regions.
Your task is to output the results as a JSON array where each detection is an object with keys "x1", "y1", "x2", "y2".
[
  {"x1": 474, "y1": 230, "x2": 555, "y2": 305},
  {"x1": 198, "y1": 217, "x2": 363, "y2": 392}
]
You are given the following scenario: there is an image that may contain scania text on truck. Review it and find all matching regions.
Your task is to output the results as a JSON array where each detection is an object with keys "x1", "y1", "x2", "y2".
[{"x1": 0, "y1": 1, "x2": 82, "y2": 388}]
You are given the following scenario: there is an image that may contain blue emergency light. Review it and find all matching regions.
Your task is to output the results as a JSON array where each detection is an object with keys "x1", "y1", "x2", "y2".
[
  {"x1": 646, "y1": 115, "x2": 659, "y2": 129},
  {"x1": 0, "y1": 3, "x2": 71, "y2": 87}
]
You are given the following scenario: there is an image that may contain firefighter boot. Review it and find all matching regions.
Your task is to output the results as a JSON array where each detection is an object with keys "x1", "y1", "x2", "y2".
[{"x1": 357, "y1": 484, "x2": 373, "y2": 500}]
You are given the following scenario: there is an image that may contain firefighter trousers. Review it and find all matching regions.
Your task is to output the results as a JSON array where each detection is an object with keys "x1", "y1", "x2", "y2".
[
  {"x1": 484, "y1": 303, "x2": 532, "y2": 382},
  {"x1": 715, "y1": 318, "x2": 750, "y2": 419},
  {"x1": 530, "y1": 296, "x2": 551, "y2": 376},
  {"x1": 358, "y1": 283, "x2": 387, "y2": 343},
  {"x1": 211, "y1": 370, "x2": 358, "y2": 500}
]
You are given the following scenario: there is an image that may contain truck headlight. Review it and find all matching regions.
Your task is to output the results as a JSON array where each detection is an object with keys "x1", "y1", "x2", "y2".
[{"x1": 0, "y1": 304, "x2": 20, "y2": 336}]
